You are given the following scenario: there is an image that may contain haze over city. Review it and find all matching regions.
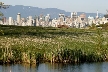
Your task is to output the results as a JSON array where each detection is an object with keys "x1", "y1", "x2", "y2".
[{"x1": 1, "y1": 0, "x2": 108, "y2": 14}]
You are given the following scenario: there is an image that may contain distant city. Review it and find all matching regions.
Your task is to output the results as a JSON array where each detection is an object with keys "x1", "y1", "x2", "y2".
[
  {"x1": 0, "y1": 10, "x2": 108, "y2": 28},
  {"x1": 0, "y1": 4, "x2": 108, "y2": 28}
]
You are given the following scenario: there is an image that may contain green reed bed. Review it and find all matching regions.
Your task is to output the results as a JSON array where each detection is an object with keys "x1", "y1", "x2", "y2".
[{"x1": 0, "y1": 25, "x2": 108, "y2": 64}]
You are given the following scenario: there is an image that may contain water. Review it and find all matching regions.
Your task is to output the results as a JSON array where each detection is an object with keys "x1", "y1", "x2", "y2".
[{"x1": 0, "y1": 62, "x2": 108, "y2": 72}]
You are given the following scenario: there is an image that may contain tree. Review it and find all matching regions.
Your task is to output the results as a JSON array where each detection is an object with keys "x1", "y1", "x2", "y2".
[
  {"x1": 0, "y1": 2, "x2": 10, "y2": 17},
  {"x1": 0, "y1": 2, "x2": 9, "y2": 34}
]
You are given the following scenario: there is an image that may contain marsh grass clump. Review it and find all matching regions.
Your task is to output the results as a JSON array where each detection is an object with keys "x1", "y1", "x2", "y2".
[
  {"x1": 0, "y1": 25, "x2": 108, "y2": 64},
  {"x1": 0, "y1": 30, "x2": 4, "y2": 35}
]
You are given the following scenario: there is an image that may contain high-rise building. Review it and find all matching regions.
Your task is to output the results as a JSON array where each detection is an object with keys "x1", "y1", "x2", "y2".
[
  {"x1": 45, "y1": 14, "x2": 50, "y2": 22},
  {"x1": 71, "y1": 12, "x2": 73, "y2": 18},
  {"x1": 96, "y1": 10, "x2": 99, "y2": 18},
  {"x1": 104, "y1": 10, "x2": 108, "y2": 18},
  {"x1": 28, "y1": 16, "x2": 33, "y2": 26},
  {"x1": 17, "y1": 13, "x2": 21, "y2": 25},
  {"x1": 35, "y1": 16, "x2": 39, "y2": 26},
  {"x1": 2, "y1": 17, "x2": 6, "y2": 24},
  {"x1": 33, "y1": 19, "x2": 36, "y2": 26},
  {"x1": 71, "y1": 12, "x2": 77, "y2": 21},
  {"x1": 59, "y1": 13, "x2": 65, "y2": 22},
  {"x1": 80, "y1": 13, "x2": 86, "y2": 21},
  {"x1": 9, "y1": 17, "x2": 13, "y2": 25}
]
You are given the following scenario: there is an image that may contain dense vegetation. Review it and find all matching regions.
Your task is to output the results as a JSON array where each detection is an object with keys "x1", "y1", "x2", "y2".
[
  {"x1": 0, "y1": 25, "x2": 108, "y2": 64},
  {"x1": 96, "y1": 23, "x2": 108, "y2": 30}
]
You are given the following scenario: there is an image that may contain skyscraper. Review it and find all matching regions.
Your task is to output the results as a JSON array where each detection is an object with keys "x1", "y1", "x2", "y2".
[
  {"x1": 17, "y1": 13, "x2": 21, "y2": 25},
  {"x1": 96, "y1": 10, "x2": 99, "y2": 18},
  {"x1": 59, "y1": 13, "x2": 65, "y2": 22},
  {"x1": 9, "y1": 17, "x2": 13, "y2": 25},
  {"x1": 28, "y1": 16, "x2": 33, "y2": 26},
  {"x1": 2, "y1": 17, "x2": 6, "y2": 24},
  {"x1": 71, "y1": 12, "x2": 77, "y2": 21},
  {"x1": 45, "y1": 14, "x2": 50, "y2": 22}
]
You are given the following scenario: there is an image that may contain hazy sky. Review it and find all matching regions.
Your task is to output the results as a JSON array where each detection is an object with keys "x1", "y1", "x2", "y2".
[{"x1": 1, "y1": 0, "x2": 108, "y2": 14}]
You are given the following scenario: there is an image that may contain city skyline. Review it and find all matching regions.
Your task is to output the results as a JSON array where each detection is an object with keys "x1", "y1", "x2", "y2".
[{"x1": 1, "y1": 0, "x2": 108, "y2": 14}]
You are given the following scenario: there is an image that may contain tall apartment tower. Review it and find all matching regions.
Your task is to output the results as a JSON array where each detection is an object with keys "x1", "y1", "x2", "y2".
[
  {"x1": 9, "y1": 17, "x2": 13, "y2": 25},
  {"x1": 96, "y1": 10, "x2": 99, "y2": 18},
  {"x1": 36, "y1": 16, "x2": 39, "y2": 26},
  {"x1": 71, "y1": 12, "x2": 77, "y2": 20},
  {"x1": 28, "y1": 16, "x2": 32, "y2": 26},
  {"x1": 17, "y1": 13, "x2": 21, "y2": 25},
  {"x1": 3, "y1": 17, "x2": 6, "y2": 24},
  {"x1": 71, "y1": 12, "x2": 73, "y2": 18},
  {"x1": 59, "y1": 13, "x2": 65, "y2": 22}
]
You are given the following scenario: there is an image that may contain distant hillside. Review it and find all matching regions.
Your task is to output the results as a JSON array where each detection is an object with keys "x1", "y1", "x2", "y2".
[{"x1": 1, "y1": 5, "x2": 104, "y2": 19}]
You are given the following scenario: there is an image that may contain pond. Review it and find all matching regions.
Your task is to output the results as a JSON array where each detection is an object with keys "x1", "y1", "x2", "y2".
[{"x1": 0, "y1": 62, "x2": 108, "y2": 72}]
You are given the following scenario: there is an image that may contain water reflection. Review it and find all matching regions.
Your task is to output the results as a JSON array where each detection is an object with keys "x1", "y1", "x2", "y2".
[{"x1": 0, "y1": 62, "x2": 108, "y2": 72}]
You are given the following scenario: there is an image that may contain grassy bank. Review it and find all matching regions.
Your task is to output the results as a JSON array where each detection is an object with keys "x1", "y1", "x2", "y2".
[{"x1": 0, "y1": 25, "x2": 108, "y2": 64}]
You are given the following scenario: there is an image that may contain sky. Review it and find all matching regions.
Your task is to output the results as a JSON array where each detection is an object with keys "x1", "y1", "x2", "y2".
[{"x1": 1, "y1": 0, "x2": 108, "y2": 14}]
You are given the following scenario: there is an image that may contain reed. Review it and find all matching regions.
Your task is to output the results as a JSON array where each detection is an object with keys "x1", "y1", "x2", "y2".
[{"x1": 0, "y1": 25, "x2": 108, "y2": 64}]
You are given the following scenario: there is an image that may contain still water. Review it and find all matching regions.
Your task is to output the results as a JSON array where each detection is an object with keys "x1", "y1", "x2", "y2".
[{"x1": 0, "y1": 62, "x2": 108, "y2": 72}]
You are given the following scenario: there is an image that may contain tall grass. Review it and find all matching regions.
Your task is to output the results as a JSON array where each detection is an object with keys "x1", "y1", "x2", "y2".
[{"x1": 0, "y1": 25, "x2": 108, "y2": 64}]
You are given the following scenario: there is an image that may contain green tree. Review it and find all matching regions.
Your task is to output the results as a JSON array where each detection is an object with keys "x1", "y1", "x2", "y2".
[
  {"x1": 0, "y1": 2, "x2": 9, "y2": 35},
  {"x1": 0, "y1": 2, "x2": 10, "y2": 17}
]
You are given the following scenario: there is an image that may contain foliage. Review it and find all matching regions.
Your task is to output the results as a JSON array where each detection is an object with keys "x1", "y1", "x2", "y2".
[
  {"x1": 89, "y1": 23, "x2": 97, "y2": 30},
  {"x1": 0, "y1": 12, "x2": 3, "y2": 17},
  {"x1": 0, "y1": 30, "x2": 4, "y2": 35},
  {"x1": 96, "y1": 23, "x2": 108, "y2": 30},
  {"x1": 0, "y1": 25, "x2": 108, "y2": 64}
]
